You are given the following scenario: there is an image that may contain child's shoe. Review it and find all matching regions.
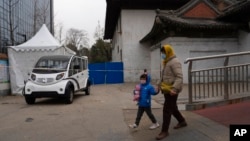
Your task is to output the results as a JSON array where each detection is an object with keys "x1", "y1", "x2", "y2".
[
  {"x1": 149, "y1": 122, "x2": 160, "y2": 130},
  {"x1": 129, "y1": 123, "x2": 138, "y2": 129}
]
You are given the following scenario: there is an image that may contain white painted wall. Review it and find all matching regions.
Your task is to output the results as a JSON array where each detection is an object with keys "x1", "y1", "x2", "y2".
[
  {"x1": 111, "y1": 16, "x2": 122, "y2": 62},
  {"x1": 238, "y1": 30, "x2": 250, "y2": 63},
  {"x1": 150, "y1": 38, "x2": 239, "y2": 83},
  {"x1": 239, "y1": 30, "x2": 250, "y2": 52},
  {"x1": 150, "y1": 46, "x2": 162, "y2": 83},
  {"x1": 112, "y1": 10, "x2": 156, "y2": 82},
  {"x1": 110, "y1": 10, "x2": 250, "y2": 83}
]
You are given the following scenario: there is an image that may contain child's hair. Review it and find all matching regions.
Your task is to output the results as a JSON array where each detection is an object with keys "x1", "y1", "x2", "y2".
[{"x1": 140, "y1": 74, "x2": 147, "y2": 80}]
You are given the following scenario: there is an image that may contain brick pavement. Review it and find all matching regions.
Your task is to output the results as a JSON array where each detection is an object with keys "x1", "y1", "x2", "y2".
[
  {"x1": 122, "y1": 83, "x2": 230, "y2": 141},
  {"x1": 193, "y1": 100, "x2": 250, "y2": 127}
]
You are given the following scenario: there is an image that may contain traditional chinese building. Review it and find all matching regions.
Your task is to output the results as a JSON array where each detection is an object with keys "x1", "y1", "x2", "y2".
[{"x1": 104, "y1": 0, "x2": 250, "y2": 82}]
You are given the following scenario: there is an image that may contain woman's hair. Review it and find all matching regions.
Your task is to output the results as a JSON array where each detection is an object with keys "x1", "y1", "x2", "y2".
[{"x1": 160, "y1": 46, "x2": 166, "y2": 53}]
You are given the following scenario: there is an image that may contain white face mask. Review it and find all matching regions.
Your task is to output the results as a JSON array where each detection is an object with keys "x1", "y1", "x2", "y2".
[{"x1": 161, "y1": 54, "x2": 166, "y2": 59}]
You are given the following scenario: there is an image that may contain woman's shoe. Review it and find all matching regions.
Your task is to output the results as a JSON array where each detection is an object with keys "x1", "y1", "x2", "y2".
[
  {"x1": 173, "y1": 121, "x2": 187, "y2": 129},
  {"x1": 156, "y1": 132, "x2": 169, "y2": 140}
]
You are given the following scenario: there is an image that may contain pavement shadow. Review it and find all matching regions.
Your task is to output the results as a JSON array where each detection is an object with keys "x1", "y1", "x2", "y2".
[{"x1": 34, "y1": 93, "x2": 88, "y2": 105}]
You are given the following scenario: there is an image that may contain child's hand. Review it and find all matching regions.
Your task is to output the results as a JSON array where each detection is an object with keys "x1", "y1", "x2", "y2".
[{"x1": 154, "y1": 85, "x2": 160, "y2": 94}]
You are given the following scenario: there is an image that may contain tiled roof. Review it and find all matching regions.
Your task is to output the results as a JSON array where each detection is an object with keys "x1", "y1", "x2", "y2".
[
  {"x1": 175, "y1": 0, "x2": 221, "y2": 16},
  {"x1": 157, "y1": 13, "x2": 239, "y2": 29},
  {"x1": 140, "y1": 0, "x2": 250, "y2": 44},
  {"x1": 217, "y1": 0, "x2": 250, "y2": 22},
  {"x1": 139, "y1": 14, "x2": 241, "y2": 44}
]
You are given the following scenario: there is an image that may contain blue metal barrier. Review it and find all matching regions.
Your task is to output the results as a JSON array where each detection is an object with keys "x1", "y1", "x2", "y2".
[{"x1": 88, "y1": 62, "x2": 124, "y2": 84}]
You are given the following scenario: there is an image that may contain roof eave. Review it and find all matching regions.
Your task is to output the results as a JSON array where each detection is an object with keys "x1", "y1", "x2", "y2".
[
  {"x1": 140, "y1": 15, "x2": 242, "y2": 45},
  {"x1": 217, "y1": 1, "x2": 250, "y2": 22}
]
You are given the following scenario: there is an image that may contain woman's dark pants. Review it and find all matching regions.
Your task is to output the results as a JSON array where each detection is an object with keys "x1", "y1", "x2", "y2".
[{"x1": 161, "y1": 93, "x2": 185, "y2": 132}]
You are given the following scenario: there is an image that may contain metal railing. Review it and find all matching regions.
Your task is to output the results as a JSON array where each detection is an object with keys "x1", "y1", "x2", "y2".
[{"x1": 184, "y1": 51, "x2": 250, "y2": 104}]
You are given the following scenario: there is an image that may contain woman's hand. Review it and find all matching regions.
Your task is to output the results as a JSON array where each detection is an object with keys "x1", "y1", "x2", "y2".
[{"x1": 170, "y1": 89, "x2": 177, "y2": 95}]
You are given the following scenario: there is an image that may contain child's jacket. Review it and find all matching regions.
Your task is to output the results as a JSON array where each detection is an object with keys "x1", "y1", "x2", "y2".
[{"x1": 138, "y1": 76, "x2": 157, "y2": 107}]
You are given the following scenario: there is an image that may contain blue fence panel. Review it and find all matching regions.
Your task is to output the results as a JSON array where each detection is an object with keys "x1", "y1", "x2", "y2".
[
  {"x1": 106, "y1": 62, "x2": 124, "y2": 84},
  {"x1": 88, "y1": 62, "x2": 124, "y2": 84},
  {"x1": 88, "y1": 63, "x2": 106, "y2": 84}
]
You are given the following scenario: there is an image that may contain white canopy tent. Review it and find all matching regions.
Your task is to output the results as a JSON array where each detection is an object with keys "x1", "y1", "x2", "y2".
[{"x1": 8, "y1": 24, "x2": 75, "y2": 94}]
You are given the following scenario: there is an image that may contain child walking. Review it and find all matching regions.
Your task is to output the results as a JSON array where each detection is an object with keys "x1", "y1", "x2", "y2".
[{"x1": 129, "y1": 74, "x2": 160, "y2": 130}]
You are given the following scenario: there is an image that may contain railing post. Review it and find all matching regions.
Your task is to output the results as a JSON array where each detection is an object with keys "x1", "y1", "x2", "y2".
[
  {"x1": 224, "y1": 57, "x2": 229, "y2": 100},
  {"x1": 188, "y1": 61, "x2": 193, "y2": 104},
  {"x1": 185, "y1": 51, "x2": 250, "y2": 102}
]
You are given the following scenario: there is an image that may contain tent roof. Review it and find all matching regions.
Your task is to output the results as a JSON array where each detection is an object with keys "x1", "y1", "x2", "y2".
[{"x1": 11, "y1": 24, "x2": 61, "y2": 51}]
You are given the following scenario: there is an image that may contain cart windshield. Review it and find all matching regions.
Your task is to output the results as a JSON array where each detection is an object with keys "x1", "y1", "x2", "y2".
[{"x1": 32, "y1": 56, "x2": 71, "y2": 74}]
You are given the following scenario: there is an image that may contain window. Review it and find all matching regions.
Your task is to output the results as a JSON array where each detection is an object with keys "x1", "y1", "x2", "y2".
[{"x1": 69, "y1": 57, "x2": 81, "y2": 76}]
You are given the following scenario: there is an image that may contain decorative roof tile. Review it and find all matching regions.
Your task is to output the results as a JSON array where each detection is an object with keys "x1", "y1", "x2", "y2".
[{"x1": 140, "y1": 0, "x2": 250, "y2": 44}]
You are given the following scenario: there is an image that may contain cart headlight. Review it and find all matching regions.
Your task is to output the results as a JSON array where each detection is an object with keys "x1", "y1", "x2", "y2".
[
  {"x1": 56, "y1": 73, "x2": 65, "y2": 80},
  {"x1": 31, "y1": 74, "x2": 36, "y2": 81}
]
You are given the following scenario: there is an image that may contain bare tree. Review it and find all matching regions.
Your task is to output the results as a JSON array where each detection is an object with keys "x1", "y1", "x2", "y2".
[
  {"x1": 4, "y1": 0, "x2": 20, "y2": 45},
  {"x1": 32, "y1": 0, "x2": 50, "y2": 34},
  {"x1": 54, "y1": 22, "x2": 65, "y2": 44},
  {"x1": 32, "y1": 0, "x2": 39, "y2": 34},
  {"x1": 65, "y1": 28, "x2": 89, "y2": 51},
  {"x1": 38, "y1": 0, "x2": 50, "y2": 24},
  {"x1": 94, "y1": 21, "x2": 104, "y2": 40}
]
